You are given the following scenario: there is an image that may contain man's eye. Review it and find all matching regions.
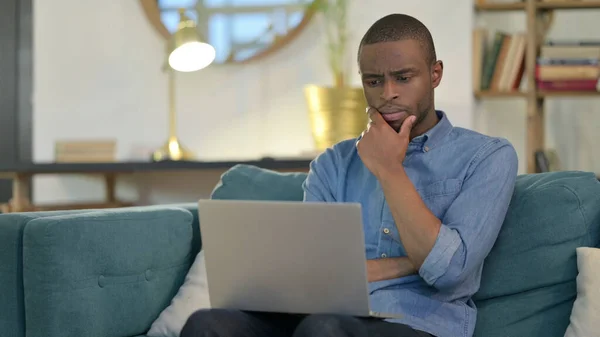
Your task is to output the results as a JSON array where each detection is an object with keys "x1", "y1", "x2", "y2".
[
  {"x1": 397, "y1": 76, "x2": 410, "y2": 82},
  {"x1": 367, "y1": 80, "x2": 381, "y2": 87}
]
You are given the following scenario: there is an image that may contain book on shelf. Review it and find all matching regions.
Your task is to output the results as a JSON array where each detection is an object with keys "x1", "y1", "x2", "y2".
[
  {"x1": 536, "y1": 40, "x2": 600, "y2": 91},
  {"x1": 473, "y1": 29, "x2": 526, "y2": 94},
  {"x1": 478, "y1": 0, "x2": 524, "y2": 3},
  {"x1": 541, "y1": 0, "x2": 600, "y2": 2},
  {"x1": 54, "y1": 140, "x2": 117, "y2": 163}
]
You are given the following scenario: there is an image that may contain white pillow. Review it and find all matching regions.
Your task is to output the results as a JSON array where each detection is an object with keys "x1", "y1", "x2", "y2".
[
  {"x1": 147, "y1": 250, "x2": 211, "y2": 337},
  {"x1": 564, "y1": 247, "x2": 600, "y2": 337}
]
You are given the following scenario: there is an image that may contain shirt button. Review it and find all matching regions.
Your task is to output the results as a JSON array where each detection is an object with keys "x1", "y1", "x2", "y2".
[
  {"x1": 381, "y1": 253, "x2": 387, "y2": 258},
  {"x1": 383, "y1": 228, "x2": 390, "y2": 234},
  {"x1": 424, "y1": 146, "x2": 430, "y2": 152}
]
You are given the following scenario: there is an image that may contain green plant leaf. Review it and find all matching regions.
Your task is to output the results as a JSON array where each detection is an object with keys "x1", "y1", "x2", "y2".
[{"x1": 312, "y1": 0, "x2": 350, "y2": 86}]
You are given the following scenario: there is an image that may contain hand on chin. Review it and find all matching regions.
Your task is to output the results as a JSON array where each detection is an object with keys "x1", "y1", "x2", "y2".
[{"x1": 356, "y1": 108, "x2": 417, "y2": 179}]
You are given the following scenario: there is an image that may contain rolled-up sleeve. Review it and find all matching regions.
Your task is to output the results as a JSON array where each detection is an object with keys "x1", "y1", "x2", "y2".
[
  {"x1": 418, "y1": 140, "x2": 519, "y2": 293},
  {"x1": 302, "y1": 147, "x2": 339, "y2": 202}
]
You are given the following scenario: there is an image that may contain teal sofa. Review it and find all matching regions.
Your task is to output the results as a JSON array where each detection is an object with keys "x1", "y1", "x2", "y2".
[{"x1": 1, "y1": 165, "x2": 599, "y2": 337}]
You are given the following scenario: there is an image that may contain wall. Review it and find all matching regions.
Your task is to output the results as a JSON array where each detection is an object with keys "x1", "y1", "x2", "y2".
[{"x1": 32, "y1": 0, "x2": 474, "y2": 205}]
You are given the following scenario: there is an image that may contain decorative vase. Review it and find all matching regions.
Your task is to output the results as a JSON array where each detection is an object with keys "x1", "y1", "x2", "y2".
[{"x1": 304, "y1": 85, "x2": 368, "y2": 151}]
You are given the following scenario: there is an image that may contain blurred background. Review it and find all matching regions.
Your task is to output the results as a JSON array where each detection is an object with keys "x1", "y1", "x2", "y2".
[{"x1": 0, "y1": 0, "x2": 598, "y2": 212}]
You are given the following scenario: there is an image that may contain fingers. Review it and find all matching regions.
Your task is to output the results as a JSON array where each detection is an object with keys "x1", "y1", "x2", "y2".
[
  {"x1": 366, "y1": 107, "x2": 385, "y2": 125},
  {"x1": 399, "y1": 115, "x2": 417, "y2": 137}
]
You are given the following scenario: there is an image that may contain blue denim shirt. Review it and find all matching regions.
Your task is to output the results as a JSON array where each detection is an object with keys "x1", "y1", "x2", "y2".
[{"x1": 302, "y1": 110, "x2": 518, "y2": 337}]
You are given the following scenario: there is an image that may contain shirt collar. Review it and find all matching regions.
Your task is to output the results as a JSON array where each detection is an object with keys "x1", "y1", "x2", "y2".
[{"x1": 408, "y1": 110, "x2": 453, "y2": 153}]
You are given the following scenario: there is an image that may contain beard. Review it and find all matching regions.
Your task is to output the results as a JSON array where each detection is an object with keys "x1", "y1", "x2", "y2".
[{"x1": 387, "y1": 105, "x2": 430, "y2": 132}]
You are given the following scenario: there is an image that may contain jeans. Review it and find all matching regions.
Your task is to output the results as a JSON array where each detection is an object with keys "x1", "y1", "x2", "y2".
[{"x1": 180, "y1": 309, "x2": 434, "y2": 337}]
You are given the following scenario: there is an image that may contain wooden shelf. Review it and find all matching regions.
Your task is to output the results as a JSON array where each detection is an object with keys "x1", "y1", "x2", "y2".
[
  {"x1": 474, "y1": 91, "x2": 527, "y2": 98},
  {"x1": 0, "y1": 158, "x2": 315, "y2": 213},
  {"x1": 475, "y1": 90, "x2": 600, "y2": 98},
  {"x1": 538, "y1": 90, "x2": 600, "y2": 97},
  {"x1": 537, "y1": 1, "x2": 600, "y2": 10},
  {"x1": 475, "y1": 2, "x2": 526, "y2": 11},
  {"x1": 475, "y1": 1, "x2": 600, "y2": 11},
  {"x1": 0, "y1": 158, "x2": 314, "y2": 175}
]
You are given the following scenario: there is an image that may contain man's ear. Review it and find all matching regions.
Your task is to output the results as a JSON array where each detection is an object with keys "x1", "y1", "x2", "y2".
[{"x1": 431, "y1": 60, "x2": 443, "y2": 89}]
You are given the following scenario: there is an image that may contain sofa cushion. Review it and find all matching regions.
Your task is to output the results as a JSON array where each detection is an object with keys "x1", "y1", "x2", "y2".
[
  {"x1": 564, "y1": 247, "x2": 600, "y2": 337},
  {"x1": 0, "y1": 209, "x2": 104, "y2": 337},
  {"x1": 473, "y1": 171, "x2": 600, "y2": 337},
  {"x1": 146, "y1": 250, "x2": 211, "y2": 337},
  {"x1": 210, "y1": 164, "x2": 307, "y2": 201},
  {"x1": 163, "y1": 203, "x2": 202, "y2": 257},
  {"x1": 21, "y1": 206, "x2": 195, "y2": 337}
]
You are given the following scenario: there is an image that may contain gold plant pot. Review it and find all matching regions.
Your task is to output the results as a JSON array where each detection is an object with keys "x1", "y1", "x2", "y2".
[{"x1": 304, "y1": 85, "x2": 368, "y2": 151}]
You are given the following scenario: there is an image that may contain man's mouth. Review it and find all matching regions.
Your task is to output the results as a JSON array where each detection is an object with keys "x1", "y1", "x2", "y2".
[{"x1": 380, "y1": 111, "x2": 408, "y2": 122}]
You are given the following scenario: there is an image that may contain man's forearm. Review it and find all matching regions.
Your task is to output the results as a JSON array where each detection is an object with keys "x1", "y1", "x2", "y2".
[
  {"x1": 378, "y1": 167, "x2": 442, "y2": 270},
  {"x1": 367, "y1": 257, "x2": 417, "y2": 282}
]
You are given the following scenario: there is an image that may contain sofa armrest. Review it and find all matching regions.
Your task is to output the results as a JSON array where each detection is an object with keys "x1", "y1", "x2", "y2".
[{"x1": 22, "y1": 206, "x2": 195, "y2": 337}]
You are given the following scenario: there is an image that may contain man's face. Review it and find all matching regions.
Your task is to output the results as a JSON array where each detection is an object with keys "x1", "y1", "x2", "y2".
[{"x1": 358, "y1": 39, "x2": 443, "y2": 133}]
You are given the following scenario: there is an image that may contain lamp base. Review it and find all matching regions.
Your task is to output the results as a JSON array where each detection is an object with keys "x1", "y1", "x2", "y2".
[{"x1": 151, "y1": 136, "x2": 196, "y2": 162}]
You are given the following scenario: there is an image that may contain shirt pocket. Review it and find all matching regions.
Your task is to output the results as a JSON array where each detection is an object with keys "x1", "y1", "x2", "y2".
[{"x1": 417, "y1": 179, "x2": 462, "y2": 219}]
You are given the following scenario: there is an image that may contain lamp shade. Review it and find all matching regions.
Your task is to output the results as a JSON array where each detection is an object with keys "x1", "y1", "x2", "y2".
[{"x1": 168, "y1": 10, "x2": 216, "y2": 72}]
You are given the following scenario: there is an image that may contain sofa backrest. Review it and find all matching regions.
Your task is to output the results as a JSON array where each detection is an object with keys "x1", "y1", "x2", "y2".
[
  {"x1": 211, "y1": 164, "x2": 308, "y2": 201},
  {"x1": 472, "y1": 171, "x2": 600, "y2": 337},
  {"x1": 0, "y1": 205, "x2": 199, "y2": 337},
  {"x1": 0, "y1": 209, "x2": 101, "y2": 337},
  {"x1": 210, "y1": 165, "x2": 600, "y2": 337}
]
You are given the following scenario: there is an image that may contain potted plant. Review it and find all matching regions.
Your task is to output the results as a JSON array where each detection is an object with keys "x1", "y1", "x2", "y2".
[{"x1": 304, "y1": 0, "x2": 368, "y2": 151}]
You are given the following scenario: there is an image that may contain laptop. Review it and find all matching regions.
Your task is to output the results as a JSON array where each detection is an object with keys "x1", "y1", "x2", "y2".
[{"x1": 197, "y1": 199, "x2": 402, "y2": 319}]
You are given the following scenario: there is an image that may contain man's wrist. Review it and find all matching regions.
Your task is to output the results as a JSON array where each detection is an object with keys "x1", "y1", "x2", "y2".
[
  {"x1": 376, "y1": 162, "x2": 407, "y2": 185},
  {"x1": 367, "y1": 257, "x2": 417, "y2": 282}
]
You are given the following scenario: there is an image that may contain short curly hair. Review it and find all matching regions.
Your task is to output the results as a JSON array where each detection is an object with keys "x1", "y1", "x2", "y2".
[{"x1": 358, "y1": 14, "x2": 437, "y2": 66}]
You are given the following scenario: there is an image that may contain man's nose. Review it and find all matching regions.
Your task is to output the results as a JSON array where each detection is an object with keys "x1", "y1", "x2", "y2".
[{"x1": 381, "y1": 80, "x2": 399, "y2": 101}]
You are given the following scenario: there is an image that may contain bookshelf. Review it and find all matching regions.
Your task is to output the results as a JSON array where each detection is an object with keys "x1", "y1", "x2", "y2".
[
  {"x1": 475, "y1": 2, "x2": 526, "y2": 10},
  {"x1": 537, "y1": 1, "x2": 600, "y2": 9},
  {"x1": 473, "y1": 0, "x2": 600, "y2": 173}
]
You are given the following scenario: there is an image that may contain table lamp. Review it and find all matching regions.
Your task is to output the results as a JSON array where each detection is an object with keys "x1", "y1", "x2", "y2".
[{"x1": 152, "y1": 9, "x2": 216, "y2": 162}]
